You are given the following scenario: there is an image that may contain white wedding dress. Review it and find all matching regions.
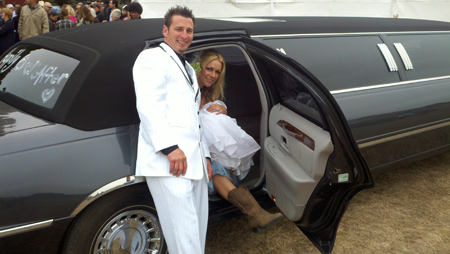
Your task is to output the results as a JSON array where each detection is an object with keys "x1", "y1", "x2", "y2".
[{"x1": 200, "y1": 100, "x2": 260, "y2": 180}]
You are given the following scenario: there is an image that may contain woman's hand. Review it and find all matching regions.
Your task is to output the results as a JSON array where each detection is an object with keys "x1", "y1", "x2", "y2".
[{"x1": 206, "y1": 104, "x2": 227, "y2": 115}]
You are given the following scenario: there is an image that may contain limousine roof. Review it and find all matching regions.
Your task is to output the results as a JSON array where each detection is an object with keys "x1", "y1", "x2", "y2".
[{"x1": 12, "y1": 17, "x2": 450, "y2": 130}]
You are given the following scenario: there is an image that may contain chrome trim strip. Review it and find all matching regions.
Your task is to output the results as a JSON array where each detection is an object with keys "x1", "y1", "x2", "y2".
[
  {"x1": 358, "y1": 121, "x2": 450, "y2": 149},
  {"x1": 70, "y1": 176, "x2": 146, "y2": 216},
  {"x1": 330, "y1": 75, "x2": 450, "y2": 95},
  {"x1": 252, "y1": 31, "x2": 450, "y2": 38},
  {"x1": 393, "y1": 43, "x2": 413, "y2": 70},
  {"x1": 377, "y1": 43, "x2": 398, "y2": 72},
  {"x1": 0, "y1": 219, "x2": 53, "y2": 238}
]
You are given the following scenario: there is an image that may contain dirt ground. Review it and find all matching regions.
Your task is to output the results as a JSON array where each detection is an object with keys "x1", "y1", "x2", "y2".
[{"x1": 205, "y1": 152, "x2": 450, "y2": 254}]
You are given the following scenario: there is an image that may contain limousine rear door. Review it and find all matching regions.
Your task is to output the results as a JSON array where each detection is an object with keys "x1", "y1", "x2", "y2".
[{"x1": 246, "y1": 43, "x2": 374, "y2": 254}]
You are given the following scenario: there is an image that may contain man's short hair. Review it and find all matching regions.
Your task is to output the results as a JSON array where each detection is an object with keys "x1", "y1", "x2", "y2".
[
  {"x1": 164, "y1": 5, "x2": 195, "y2": 28},
  {"x1": 49, "y1": 10, "x2": 57, "y2": 16},
  {"x1": 128, "y1": 2, "x2": 142, "y2": 15},
  {"x1": 110, "y1": 0, "x2": 117, "y2": 8}
]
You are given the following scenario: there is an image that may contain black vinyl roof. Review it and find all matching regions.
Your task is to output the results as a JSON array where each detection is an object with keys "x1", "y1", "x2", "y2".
[{"x1": 14, "y1": 17, "x2": 450, "y2": 130}]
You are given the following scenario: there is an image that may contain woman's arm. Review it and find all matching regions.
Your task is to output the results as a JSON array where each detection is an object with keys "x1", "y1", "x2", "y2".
[{"x1": 206, "y1": 103, "x2": 227, "y2": 115}]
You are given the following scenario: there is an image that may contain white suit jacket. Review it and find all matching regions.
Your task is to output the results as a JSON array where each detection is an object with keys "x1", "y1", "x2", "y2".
[{"x1": 133, "y1": 43, "x2": 210, "y2": 180}]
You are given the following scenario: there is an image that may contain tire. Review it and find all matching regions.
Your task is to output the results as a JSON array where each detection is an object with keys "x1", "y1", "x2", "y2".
[{"x1": 63, "y1": 184, "x2": 167, "y2": 254}]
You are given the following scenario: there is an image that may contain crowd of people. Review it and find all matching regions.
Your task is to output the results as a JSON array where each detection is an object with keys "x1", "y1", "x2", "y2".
[{"x1": 0, "y1": 0, "x2": 143, "y2": 55}]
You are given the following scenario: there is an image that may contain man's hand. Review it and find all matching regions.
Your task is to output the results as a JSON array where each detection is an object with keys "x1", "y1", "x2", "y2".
[
  {"x1": 207, "y1": 159, "x2": 213, "y2": 182},
  {"x1": 167, "y1": 148, "x2": 187, "y2": 177}
]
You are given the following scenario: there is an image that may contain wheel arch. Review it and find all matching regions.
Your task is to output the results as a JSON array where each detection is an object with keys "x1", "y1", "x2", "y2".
[{"x1": 70, "y1": 176, "x2": 148, "y2": 217}]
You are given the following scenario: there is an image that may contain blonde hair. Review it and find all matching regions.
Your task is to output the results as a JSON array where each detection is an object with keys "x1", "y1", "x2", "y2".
[
  {"x1": 196, "y1": 50, "x2": 226, "y2": 105},
  {"x1": 1, "y1": 8, "x2": 12, "y2": 19},
  {"x1": 65, "y1": 5, "x2": 76, "y2": 17}
]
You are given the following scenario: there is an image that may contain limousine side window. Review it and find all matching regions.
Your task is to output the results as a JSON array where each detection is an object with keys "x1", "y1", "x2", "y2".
[
  {"x1": 388, "y1": 34, "x2": 450, "y2": 80},
  {"x1": 250, "y1": 53, "x2": 323, "y2": 127},
  {"x1": 262, "y1": 36, "x2": 402, "y2": 91}
]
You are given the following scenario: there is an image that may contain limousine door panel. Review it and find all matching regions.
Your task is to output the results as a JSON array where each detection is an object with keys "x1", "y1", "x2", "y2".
[
  {"x1": 246, "y1": 42, "x2": 374, "y2": 254},
  {"x1": 265, "y1": 105, "x2": 334, "y2": 222}
]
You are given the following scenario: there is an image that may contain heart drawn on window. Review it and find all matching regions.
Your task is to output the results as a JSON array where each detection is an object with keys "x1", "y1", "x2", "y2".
[{"x1": 42, "y1": 88, "x2": 55, "y2": 104}]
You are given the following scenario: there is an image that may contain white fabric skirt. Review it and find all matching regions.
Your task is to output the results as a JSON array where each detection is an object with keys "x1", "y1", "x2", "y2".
[{"x1": 200, "y1": 100, "x2": 260, "y2": 180}]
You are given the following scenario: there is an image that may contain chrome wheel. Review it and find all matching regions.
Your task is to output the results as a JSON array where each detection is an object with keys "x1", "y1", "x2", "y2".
[{"x1": 93, "y1": 207, "x2": 163, "y2": 254}]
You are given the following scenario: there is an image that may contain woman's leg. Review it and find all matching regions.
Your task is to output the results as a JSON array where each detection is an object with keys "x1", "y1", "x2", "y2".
[
  {"x1": 210, "y1": 161, "x2": 283, "y2": 233},
  {"x1": 212, "y1": 174, "x2": 236, "y2": 200}
]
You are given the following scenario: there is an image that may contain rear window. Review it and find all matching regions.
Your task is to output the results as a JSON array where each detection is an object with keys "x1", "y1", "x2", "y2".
[{"x1": 0, "y1": 45, "x2": 79, "y2": 108}]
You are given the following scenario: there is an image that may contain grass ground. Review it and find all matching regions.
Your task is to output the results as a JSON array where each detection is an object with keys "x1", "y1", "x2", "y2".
[{"x1": 205, "y1": 152, "x2": 450, "y2": 254}]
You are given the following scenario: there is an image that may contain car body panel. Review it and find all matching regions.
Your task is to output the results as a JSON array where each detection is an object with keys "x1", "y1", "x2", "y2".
[
  {"x1": 0, "y1": 121, "x2": 138, "y2": 229},
  {"x1": 0, "y1": 100, "x2": 50, "y2": 136}
]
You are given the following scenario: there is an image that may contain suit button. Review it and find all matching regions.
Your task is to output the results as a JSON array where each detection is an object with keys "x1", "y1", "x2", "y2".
[{"x1": 199, "y1": 125, "x2": 201, "y2": 129}]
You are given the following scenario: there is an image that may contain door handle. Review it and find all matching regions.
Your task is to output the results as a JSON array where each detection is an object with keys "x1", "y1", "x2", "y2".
[{"x1": 277, "y1": 120, "x2": 315, "y2": 151}]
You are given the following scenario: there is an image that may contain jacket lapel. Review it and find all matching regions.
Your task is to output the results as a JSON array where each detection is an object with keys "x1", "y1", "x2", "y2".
[
  {"x1": 160, "y1": 43, "x2": 191, "y2": 84},
  {"x1": 160, "y1": 43, "x2": 199, "y2": 101}
]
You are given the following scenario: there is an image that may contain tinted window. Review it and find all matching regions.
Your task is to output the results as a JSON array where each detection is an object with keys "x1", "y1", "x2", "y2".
[
  {"x1": 251, "y1": 53, "x2": 323, "y2": 126},
  {"x1": 263, "y1": 36, "x2": 401, "y2": 91},
  {"x1": 388, "y1": 34, "x2": 450, "y2": 80},
  {"x1": 0, "y1": 45, "x2": 79, "y2": 108}
]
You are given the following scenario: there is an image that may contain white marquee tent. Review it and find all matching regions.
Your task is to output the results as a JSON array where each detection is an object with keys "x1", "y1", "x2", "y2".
[{"x1": 137, "y1": 0, "x2": 450, "y2": 22}]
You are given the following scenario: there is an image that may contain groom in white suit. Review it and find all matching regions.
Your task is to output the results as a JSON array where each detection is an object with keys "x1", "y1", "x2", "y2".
[{"x1": 132, "y1": 6, "x2": 213, "y2": 254}]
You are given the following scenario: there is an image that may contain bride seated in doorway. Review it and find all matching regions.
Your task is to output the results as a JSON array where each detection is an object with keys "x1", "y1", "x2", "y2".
[{"x1": 193, "y1": 49, "x2": 283, "y2": 233}]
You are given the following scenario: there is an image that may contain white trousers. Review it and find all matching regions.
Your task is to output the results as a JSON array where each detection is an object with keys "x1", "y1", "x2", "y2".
[{"x1": 146, "y1": 176, "x2": 208, "y2": 254}]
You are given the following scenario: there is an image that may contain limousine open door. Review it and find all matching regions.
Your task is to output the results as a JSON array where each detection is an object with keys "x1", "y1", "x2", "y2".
[{"x1": 246, "y1": 43, "x2": 374, "y2": 254}]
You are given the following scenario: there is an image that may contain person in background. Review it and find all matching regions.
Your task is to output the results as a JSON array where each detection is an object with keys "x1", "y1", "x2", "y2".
[
  {"x1": 102, "y1": 0, "x2": 109, "y2": 22},
  {"x1": 12, "y1": 2, "x2": 20, "y2": 17},
  {"x1": 65, "y1": 5, "x2": 77, "y2": 24},
  {"x1": 43, "y1": 1, "x2": 53, "y2": 32},
  {"x1": 107, "y1": 0, "x2": 117, "y2": 21},
  {"x1": 48, "y1": 10, "x2": 57, "y2": 31},
  {"x1": 0, "y1": 2, "x2": 5, "y2": 26},
  {"x1": 110, "y1": 8, "x2": 120, "y2": 21},
  {"x1": 18, "y1": 0, "x2": 48, "y2": 40},
  {"x1": 43, "y1": 1, "x2": 51, "y2": 13},
  {"x1": 88, "y1": 6, "x2": 96, "y2": 18},
  {"x1": 0, "y1": 8, "x2": 15, "y2": 55},
  {"x1": 127, "y1": 1, "x2": 142, "y2": 20},
  {"x1": 94, "y1": 0, "x2": 102, "y2": 10},
  {"x1": 120, "y1": 5, "x2": 127, "y2": 20},
  {"x1": 76, "y1": 5, "x2": 98, "y2": 25},
  {"x1": 6, "y1": 4, "x2": 14, "y2": 14},
  {"x1": 74, "y1": 2, "x2": 81, "y2": 17},
  {"x1": 12, "y1": 5, "x2": 20, "y2": 41},
  {"x1": 93, "y1": 4, "x2": 104, "y2": 22},
  {"x1": 55, "y1": 8, "x2": 74, "y2": 30}
]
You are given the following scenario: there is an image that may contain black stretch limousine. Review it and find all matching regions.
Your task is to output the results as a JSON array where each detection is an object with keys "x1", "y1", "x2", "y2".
[{"x1": 0, "y1": 17, "x2": 449, "y2": 254}]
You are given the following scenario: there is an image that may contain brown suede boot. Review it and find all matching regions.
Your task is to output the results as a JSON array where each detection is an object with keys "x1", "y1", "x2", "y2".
[{"x1": 227, "y1": 185, "x2": 283, "y2": 233}]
